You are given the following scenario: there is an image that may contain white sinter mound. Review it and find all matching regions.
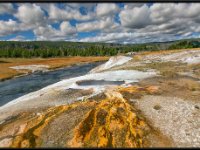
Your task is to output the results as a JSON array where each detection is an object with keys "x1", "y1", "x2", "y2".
[
  {"x1": 162, "y1": 50, "x2": 200, "y2": 64},
  {"x1": 144, "y1": 50, "x2": 200, "y2": 65},
  {"x1": 90, "y1": 55, "x2": 132, "y2": 73},
  {"x1": 1, "y1": 70, "x2": 157, "y2": 109}
]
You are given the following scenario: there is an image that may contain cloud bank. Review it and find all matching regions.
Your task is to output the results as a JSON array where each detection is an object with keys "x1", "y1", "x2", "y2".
[{"x1": 0, "y1": 3, "x2": 200, "y2": 43}]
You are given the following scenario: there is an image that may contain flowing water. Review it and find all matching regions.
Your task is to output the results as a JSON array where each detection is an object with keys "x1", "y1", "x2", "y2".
[{"x1": 0, "y1": 62, "x2": 103, "y2": 106}]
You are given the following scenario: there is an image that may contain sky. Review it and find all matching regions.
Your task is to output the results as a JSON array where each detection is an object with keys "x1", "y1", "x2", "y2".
[{"x1": 0, "y1": 3, "x2": 200, "y2": 44}]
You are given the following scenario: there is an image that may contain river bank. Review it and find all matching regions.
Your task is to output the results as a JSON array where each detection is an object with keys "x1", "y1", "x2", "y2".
[
  {"x1": 0, "y1": 61, "x2": 104, "y2": 107},
  {"x1": 0, "y1": 56, "x2": 109, "y2": 81}
]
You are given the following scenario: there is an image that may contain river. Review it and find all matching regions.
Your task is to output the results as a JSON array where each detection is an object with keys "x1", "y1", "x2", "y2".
[{"x1": 0, "y1": 62, "x2": 103, "y2": 106}]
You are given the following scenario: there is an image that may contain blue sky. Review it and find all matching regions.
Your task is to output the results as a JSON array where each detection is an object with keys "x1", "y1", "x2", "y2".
[{"x1": 0, "y1": 3, "x2": 200, "y2": 43}]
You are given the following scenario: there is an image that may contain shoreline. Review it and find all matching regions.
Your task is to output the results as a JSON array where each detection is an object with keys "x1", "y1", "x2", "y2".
[
  {"x1": 0, "y1": 57, "x2": 109, "y2": 82},
  {"x1": 0, "y1": 60, "x2": 106, "y2": 110}
]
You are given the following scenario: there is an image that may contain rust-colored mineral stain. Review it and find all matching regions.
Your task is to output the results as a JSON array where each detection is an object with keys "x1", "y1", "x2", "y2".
[
  {"x1": 68, "y1": 88, "x2": 150, "y2": 148},
  {"x1": 6, "y1": 104, "x2": 79, "y2": 148},
  {"x1": 0, "y1": 85, "x2": 156, "y2": 148}
]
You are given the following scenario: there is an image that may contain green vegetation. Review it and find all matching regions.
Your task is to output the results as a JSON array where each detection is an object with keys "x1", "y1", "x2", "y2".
[
  {"x1": 0, "y1": 38, "x2": 200, "y2": 58},
  {"x1": 168, "y1": 40, "x2": 200, "y2": 49},
  {"x1": 0, "y1": 41, "x2": 121, "y2": 58}
]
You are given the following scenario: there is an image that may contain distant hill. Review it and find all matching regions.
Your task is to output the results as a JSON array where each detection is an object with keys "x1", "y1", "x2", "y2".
[{"x1": 0, "y1": 38, "x2": 200, "y2": 58}]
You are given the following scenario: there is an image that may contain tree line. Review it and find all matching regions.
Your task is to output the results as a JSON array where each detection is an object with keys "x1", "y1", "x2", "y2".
[{"x1": 0, "y1": 40, "x2": 199, "y2": 58}]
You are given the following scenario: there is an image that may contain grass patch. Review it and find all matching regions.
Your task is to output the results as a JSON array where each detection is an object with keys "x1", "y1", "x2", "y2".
[
  {"x1": 160, "y1": 70, "x2": 178, "y2": 78},
  {"x1": 141, "y1": 61, "x2": 186, "y2": 78},
  {"x1": 139, "y1": 48, "x2": 200, "y2": 56},
  {"x1": 133, "y1": 55, "x2": 142, "y2": 61},
  {"x1": 176, "y1": 79, "x2": 200, "y2": 91},
  {"x1": 0, "y1": 60, "x2": 9, "y2": 63}
]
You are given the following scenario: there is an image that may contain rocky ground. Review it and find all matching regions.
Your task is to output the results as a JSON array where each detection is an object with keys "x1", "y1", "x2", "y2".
[{"x1": 0, "y1": 49, "x2": 199, "y2": 148}]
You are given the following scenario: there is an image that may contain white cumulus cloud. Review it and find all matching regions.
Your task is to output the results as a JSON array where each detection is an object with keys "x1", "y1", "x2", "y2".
[
  {"x1": 15, "y1": 4, "x2": 47, "y2": 29},
  {"x1": 0, "y1": 19, "x2": 21, "y2": 36},
  {"x1": 34, "y1": 21, "x2": 77, "y2": 41},
  {"x1": 119, "y1": 4, "x2": 151, "y2": 28},
  {"x1": 96, "y1": 3, "x2": 120, "y2": 17},
  {"x1": 0, "y1": 3, "x2": 15, "y2": 14}
]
